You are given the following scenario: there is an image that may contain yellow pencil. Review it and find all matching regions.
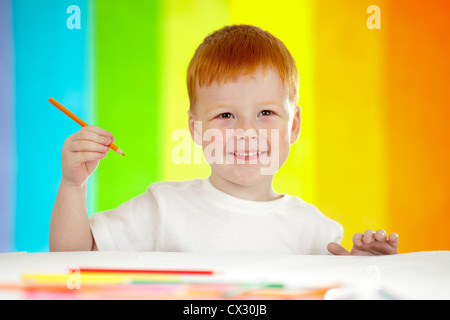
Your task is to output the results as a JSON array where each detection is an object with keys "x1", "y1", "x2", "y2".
[
  {"x1": 22, "y1": 273, "x2": 180, "y2": 286},
  {"x1": 49, "y1": 97, "x2": 125, "y2": 156}
]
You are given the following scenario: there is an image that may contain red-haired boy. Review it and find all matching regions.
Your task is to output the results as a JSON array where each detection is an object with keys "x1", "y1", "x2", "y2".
[{"x1": 50, "y1": 25, "x2": 398, "y2": 255}]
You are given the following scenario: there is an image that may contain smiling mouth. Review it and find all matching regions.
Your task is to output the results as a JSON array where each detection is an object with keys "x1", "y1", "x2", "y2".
[{"x1": 231, "y1": 151, "x2": 267, "y2": 161}]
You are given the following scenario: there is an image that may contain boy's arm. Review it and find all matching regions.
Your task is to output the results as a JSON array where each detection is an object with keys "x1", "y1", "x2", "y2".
[
  {"x1": 49, "y1": 125, "x2": 113, "y2": 252},
  {"x1": 49, "y1": 179, "x2": 95, "y2": 251}
]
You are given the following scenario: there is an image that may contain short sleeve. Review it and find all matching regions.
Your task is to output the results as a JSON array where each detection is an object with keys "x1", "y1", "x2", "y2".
[
  {"x1": 334, "y1": 222, "x2": 344, "y2": 244},
  {"x1": 89, "y1": 188, "x2": 160, "y2": 251}
]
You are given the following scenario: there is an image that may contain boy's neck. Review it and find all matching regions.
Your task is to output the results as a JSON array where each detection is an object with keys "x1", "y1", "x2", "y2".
[{"x1": 208, "y1": 173, "x2": 281, "y2": 202}]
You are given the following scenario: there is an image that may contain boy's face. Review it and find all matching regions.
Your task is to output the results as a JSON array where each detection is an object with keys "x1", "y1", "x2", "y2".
[{"x1": 189, "y1": 67, "x2": 301, "y2": 189}]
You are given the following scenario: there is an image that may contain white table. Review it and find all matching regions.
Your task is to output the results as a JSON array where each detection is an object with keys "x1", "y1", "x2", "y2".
[{"x1": 0, "y1": 251, "x2": 449, "y2": 299}]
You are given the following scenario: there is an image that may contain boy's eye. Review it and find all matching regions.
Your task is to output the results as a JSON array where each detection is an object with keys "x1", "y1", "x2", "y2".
[
  {"x1": 259, "y1": 110, "x2": 274, "y2": 117},
  {"x1": 218, "y1": 112, "x2": 234, "y2": 119}
]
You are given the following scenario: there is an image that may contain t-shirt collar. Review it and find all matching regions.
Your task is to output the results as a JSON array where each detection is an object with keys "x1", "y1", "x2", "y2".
[{"x1": 200, "y1": 177, "x2": 287, "y2": 212}]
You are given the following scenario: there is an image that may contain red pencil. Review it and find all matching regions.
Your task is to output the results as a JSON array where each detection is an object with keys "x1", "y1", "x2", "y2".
[{"x1": 73, "y1": 268, "x2": 214, "y2": 276}]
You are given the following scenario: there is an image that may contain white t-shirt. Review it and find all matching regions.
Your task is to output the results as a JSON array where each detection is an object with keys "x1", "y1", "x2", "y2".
[{"x1": 89, "y1": 178, "x2": 343, "y2": 254}]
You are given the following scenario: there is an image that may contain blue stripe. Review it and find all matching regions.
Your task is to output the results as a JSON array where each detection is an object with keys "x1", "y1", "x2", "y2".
[
  {"x1": 12, "y1": 0, "x2": 92, "y2": 252},
  {"x1": 0, "y1": 0, "x2": 13, "y2": 252}
]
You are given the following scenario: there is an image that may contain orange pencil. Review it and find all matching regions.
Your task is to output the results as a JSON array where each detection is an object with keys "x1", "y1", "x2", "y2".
[{"x1": 49, "y1": 97, "x2": 124, "y2": 156}]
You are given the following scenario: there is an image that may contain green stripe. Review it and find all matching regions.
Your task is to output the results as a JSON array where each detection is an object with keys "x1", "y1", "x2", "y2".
[{"x1": 94, "y1": 0, "x2": 162, "y2": 213}]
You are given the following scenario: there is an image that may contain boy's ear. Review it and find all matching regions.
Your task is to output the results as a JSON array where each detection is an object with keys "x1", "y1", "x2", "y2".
[
  {"x1": 290, "y1": 106, "x2": 301, "y2": 144},
  {"x1": 188, "y1": 109, "x2": 202, "y2": 146}
]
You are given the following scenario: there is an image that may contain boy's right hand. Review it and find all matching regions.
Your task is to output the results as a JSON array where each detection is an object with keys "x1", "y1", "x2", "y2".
[{"x1": 61, "y1": 125, "x2": 114, "y2": 187}]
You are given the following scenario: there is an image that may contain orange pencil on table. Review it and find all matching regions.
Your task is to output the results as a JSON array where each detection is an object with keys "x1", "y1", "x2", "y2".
[{"x1": 48, "y1": 97, "x2": 125, "y2": 156}]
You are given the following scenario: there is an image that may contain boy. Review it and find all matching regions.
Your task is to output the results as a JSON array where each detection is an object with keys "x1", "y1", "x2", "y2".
[{"x1": 49, "y1": 25, "x2": 398, "y2": 255}]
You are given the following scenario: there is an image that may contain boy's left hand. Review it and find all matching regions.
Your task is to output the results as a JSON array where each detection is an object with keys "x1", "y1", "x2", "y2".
[{"x1": 327, "y1": 229, "x2": 399, "y2": 256}]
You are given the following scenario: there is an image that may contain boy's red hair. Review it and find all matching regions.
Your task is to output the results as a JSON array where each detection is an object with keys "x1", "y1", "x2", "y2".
[{"x1": 187, "y1": 24, "x2": 299, "y2": 108}]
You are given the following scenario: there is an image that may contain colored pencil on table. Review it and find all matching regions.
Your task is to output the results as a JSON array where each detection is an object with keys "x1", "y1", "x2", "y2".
[
  {"x1": 48, "y1": 97, "x2": 125, "y2": 156},
  {"x1": 22, "y1": 273, "x2": 181, "y2": 286},
  {"x1": 73, "y1": 267, "x2": 214, "y2": 276}
]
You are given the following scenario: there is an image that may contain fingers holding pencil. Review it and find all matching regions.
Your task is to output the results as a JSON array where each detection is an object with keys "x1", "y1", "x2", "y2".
[
  {"x1": 85, "y1": 126, "x2": 123, "y2": 156},
  {"x1": 48, "y1": 97, "x2": 124, "y2": 156},
  {"x1": 71, "y1": 125, "x2": 114, "y2": 148},
  {"x1": 49, "y1": 97, "x2": 125, "y2": 187},
  {"x1": 61, "y1": 126, "x2": 116, "y2": 187},
  {"x1": 69, "y1": 125, "x2": 123, "y2": 155}
]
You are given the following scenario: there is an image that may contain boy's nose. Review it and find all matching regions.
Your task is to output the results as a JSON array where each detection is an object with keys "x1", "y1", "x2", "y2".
[
  {"x1": 234, "y1": 118, "x2": 258, "y2": 140},
  {"x1": 234, "y1": 127, "x2": 258, "y2": 140},
  {"x1": 232, "y1": 127, "x2": 258, "y2": 152}
]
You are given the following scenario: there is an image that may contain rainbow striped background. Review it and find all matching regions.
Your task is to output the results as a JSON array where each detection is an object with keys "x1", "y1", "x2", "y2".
[{"x1": 1, "y1": 0, "x2": 449, "y2": 253}]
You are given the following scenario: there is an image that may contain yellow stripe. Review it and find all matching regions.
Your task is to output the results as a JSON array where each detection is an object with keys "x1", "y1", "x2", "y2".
[
  {"x1": 227, "y1": 0, "x2": 318, "y2": 203},
  {"x1": 160, "y1": 0, "x2": 231, "y2": 182}
]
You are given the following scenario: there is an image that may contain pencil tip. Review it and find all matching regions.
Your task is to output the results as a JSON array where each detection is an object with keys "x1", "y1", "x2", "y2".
[{"x1": 116, "y1": 148, "x2": 125, "y2": 156}]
